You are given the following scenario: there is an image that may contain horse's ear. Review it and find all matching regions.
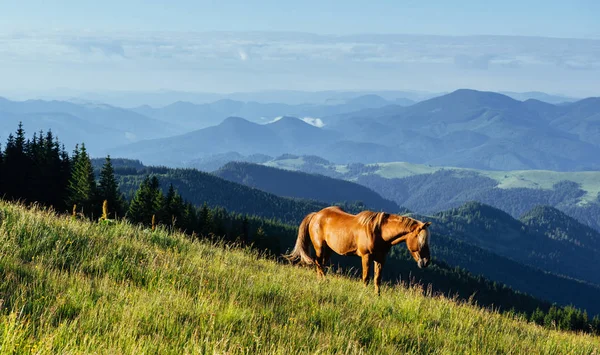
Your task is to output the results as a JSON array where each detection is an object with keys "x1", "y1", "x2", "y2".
[{"x1": 423, "y1": 221, "x2": 432, "y2": 229}]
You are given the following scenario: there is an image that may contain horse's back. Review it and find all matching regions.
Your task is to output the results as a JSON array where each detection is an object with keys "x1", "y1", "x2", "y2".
[{"x1": 311, "y1": 206, "x2": 363, "y2": 255}]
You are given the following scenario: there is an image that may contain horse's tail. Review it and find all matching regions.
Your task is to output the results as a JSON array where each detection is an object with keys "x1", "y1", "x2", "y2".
[{"x1": 285, "y1": 212, "x2": 316, "y2": 265}]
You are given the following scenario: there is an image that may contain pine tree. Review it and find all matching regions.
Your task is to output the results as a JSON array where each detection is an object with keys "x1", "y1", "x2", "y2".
[
  {"x1": 128, "y1": 176, "x2": 163, "y2": 226},
  {"x1": 161, "y1": 183, "x2": 187, "y2": 229},
  {"x1": 198, "y1": 203, "x2": 210, "y2": 235},
  {"x1": 240, "y1": 215, "x2": 249, "y2": 243},
  {"x1": 3, "y1": 123, "x2": 31, "y2": 201},
  {"x1": 67, "y1": 143, "x2": 97, "y2": 217},
  {"x1": 97, "y1": 156, "x2": 124, "y2": 218},
  {"x1": 58, "y1": 144, "x2": 71, "y2": 211}
]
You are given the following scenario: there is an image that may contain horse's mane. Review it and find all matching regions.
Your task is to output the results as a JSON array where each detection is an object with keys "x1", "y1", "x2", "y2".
[
  {"x1": 357, "y1": 211, "x2": 389, "y2": 236},
  {"x1": 396, "y1": 214, "x2": 420, "y2": 231}
]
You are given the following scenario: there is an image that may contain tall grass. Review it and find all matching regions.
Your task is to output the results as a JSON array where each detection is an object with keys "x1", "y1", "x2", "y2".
[{"x1": 0, "y1": 201, "x2": 598, "y2": 354}]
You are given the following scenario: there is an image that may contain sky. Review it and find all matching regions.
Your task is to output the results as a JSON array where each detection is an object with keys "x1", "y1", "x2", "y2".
[{"x1": 1, "y1": 0, "x2": 599, "y2": 98}]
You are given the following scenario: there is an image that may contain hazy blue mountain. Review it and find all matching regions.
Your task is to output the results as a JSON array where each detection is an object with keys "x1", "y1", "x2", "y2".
[
  {"x1": 30, "y1": 88, "x2": 597, "y2": 171},
  {"x1": 0, "y1": 97, "x2": 178, "y2": 155},
  {"x1": 131, "y1": 95, "x2": 403, "y2": 131},
  {"x1": 186, "y1": 152, "x2": 273, "y2": 172},
  {"x1": 549, "y1": 97, "x2": 600, "y2": 147},
  {"x1": 109, "y1": 116, "x2": 343, "y2": 165},
  {"x1": 0, "y1": 111, "x2": 118, "y2": 153},
  {"x1": 323, "y1": 89, "x2": 600, "y2": 170},
  {"x1": 500, "y1": 91, "x2": 577, "y2": 104},
  {"x1": 214, "y1": 162, "x2": 399, "y2": 212},
  {"x1": 66, "y1": 89, "x2": 428, "y2": 107},
  {"x1": 267, "y1": 116, "x2": 341, "y2": 151}
]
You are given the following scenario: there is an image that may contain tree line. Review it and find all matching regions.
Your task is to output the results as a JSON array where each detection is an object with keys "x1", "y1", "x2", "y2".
[
  {"x1": 1, "y1": 122, "x2": 600, "y2": 336},
  {"x1": 0, "y1": 123, "x2": 294, "y2": 253}
]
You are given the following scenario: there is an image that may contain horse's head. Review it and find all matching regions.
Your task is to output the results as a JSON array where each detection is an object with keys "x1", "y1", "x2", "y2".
[{"x1": 407, "y1": 221, "x2": 432, "y2": 268}]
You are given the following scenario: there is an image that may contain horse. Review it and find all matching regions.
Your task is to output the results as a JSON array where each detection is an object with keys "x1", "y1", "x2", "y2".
[{"x1": 285, "y1": 206, "x2": 432, "y2": 294}]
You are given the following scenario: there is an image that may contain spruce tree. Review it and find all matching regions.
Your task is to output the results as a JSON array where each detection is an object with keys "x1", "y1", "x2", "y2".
[
  {"x1": 3, "y1": 123, "x2": 30, "y2": 201},
  {"x1": 161, "y1": 183, "x2": 186, "y2": 229},
  {"x1": 97, "y1": 156, "x2": 124, "y2": 218},
  {"x1": 67, "y1": 143, "x2": 97, "y2": 217},
  {"x1": 128, "y1": 176, "x2": 163, "y2": 226}
]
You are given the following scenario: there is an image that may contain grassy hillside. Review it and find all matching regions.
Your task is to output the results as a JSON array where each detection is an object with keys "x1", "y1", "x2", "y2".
[{"x1": 1, "y1": 202, "x2": 599, "y2": 354}]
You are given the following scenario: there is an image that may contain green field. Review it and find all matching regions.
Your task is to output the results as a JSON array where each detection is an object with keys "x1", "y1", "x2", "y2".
[
  {"x1": 1, "y1": 201, "x2": 599, "y2": 354},
  {"x1": 267, "y1": 157, "x2": 600, "y2": 205},
  {"x1": 376, "y1": 162, "x2": 600, "y2": 205}
]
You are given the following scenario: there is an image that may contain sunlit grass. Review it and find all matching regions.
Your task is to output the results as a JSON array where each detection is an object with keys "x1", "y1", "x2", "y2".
[{"x1": 0, "y1": 201, "x2": 598, "y2": 354}]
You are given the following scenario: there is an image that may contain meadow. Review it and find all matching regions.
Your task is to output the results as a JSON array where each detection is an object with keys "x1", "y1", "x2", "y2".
[{"x1": 0, "y1": 200, "x2": 598, "y2": 354}]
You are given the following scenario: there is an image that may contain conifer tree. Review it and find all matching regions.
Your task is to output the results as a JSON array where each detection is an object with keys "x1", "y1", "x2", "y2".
[
  {"x1": 241, "y1": 215, "x2": 249, "y2": 243},
  {"x1": 97, "y1": 155, "x2": 124, "y2": 218},
  {"x1": 3, "y1": 123, "x2": 30, "y2": 200},
  {"x1": 161, "y1": 183, "x2": 187, "y2": 229},
  {"x1": 67, "y1": 143, "x2": 97, "y2": 217},
  {"x1": 128, "y1": 176, "x2": 163, "y2": 225}
]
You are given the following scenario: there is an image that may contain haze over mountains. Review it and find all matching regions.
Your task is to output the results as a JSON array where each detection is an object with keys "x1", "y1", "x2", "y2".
[
  {"x1": 2, "y1": 88, "x2": 598, "y2": 171},
  {"x1": 0, "y1": 97, "x2": 178, "y2": 153},
  {"x1": 106, "y1": 89, "x2": 600, "y2": 171}
]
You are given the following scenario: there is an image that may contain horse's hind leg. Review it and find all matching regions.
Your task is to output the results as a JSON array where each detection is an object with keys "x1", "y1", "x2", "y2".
[
  {"x1": 320, "y1": 245, "x2": 332, "y2": 276},
  {"x1": 313, "y1": 244, "x2": 326, "y2": 279}
]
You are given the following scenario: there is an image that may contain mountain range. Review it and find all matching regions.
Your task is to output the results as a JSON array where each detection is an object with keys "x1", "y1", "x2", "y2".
[
  {"x1": 108, "y1": 89, "x2": 600, "y2": 171},
  {"x1": 0, "y1": 93, "x2": 405, "y2": 155},
  {"x1": 0, "y1": 97, "x2": 178, "y2": 155},
  {"x1": 131, "y1": 94, "x2": 408, "y2": 131}
]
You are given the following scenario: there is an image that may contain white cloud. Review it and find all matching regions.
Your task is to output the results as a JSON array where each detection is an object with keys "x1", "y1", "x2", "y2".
[
  {"x1": 301, "y1": 117, "x2": 325, "y2": 127},
  {"x1": 0, "y1": 31, "x2": 599, "y2": 95},
  {"x1": 238, "y1": 49, "x2": 248, "y2": 61},
  {"x1": 266, "y1": 116, "x2": 283, "y2": 123}
]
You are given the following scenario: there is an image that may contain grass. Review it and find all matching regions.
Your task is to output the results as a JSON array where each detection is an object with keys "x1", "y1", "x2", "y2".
[
  {"x1": 0, "y1": 201, "x2": 599, "y2": 354},
  {"x1": 375, "y1": 162, "x2": 600, "y2": 205}
]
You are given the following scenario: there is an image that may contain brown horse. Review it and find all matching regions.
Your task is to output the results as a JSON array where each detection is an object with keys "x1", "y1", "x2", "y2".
[{"x1": 285, "y1": 206, "x2": 432, "y2": 294}]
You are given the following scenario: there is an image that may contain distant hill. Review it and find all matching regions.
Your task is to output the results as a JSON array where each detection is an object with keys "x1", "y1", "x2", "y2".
[
  {"x1": 520, "y1": 205, "x2": 600, "y2": 249},
  {"x1": 500, "y1": 91, "x2": 577, "y2": 104},
  {"x1": 131, "y1": 94, "x2": 403, "y2": 131},
  {"x1": 0, "y1": 97, "x2": 178, "y2": 155},
  {"x1": 111, "y1": 165, "x2": 366, "y2": 225},
  {"x1": 331, "y1": 89, "x2": 600, "y2": 170},
  {"x1": 116, "y1": 89, "x2": 600, "y2": 171},
  {"x1": 186, "y1": 152, "x2": 273, "y2": 172},
  {"x1": 263, "y1": 156, "x2": 600, "y2": 233},
  {"x1": 109, "y1": 116, "x2": 340, "y2": 166},
  {"x1": 432, "y1": 202, "x2": 600, "y2": 287},
  {"x1": 214, "y1": 162, "x2": 399, "y2": 212}
]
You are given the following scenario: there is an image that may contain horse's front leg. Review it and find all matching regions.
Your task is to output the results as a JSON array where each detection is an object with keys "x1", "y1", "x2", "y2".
[
  {"x1": 361, "y1": 254, "x2": 372, "y2": 287},
  {"x1": 374, "y1": 258, "x2": 386, "y2": 295}
]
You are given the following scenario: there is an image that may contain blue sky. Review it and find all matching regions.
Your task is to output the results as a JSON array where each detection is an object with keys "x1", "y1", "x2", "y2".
[
  {"x1": 0, "y1": 1, "x2": 599, "y2": 97},
  {"x1": 2, "y1": 0, "x2": 599, "y2": 38}
]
